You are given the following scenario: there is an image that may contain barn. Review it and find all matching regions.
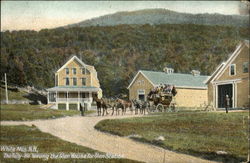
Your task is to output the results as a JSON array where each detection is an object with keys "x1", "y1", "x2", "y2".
[
  {"x1": 205, "y1": 40, "x2": 249, "y2": 109},
  {"x1": 128, "y1": 68, "x2": 209, "y2": 108}
]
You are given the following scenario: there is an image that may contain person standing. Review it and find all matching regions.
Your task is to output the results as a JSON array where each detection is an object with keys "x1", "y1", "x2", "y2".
[
  {"x1": 225, "y1": 94, "x2": 230, "y2": 113},
  {"x1": 80, "y1": 103, "x2": 84, "y2": 116}
]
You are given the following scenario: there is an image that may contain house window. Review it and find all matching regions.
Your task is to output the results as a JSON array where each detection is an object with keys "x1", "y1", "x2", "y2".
[
  {"x1": 230, "y1": 64, "x2": 236, "y2": 76},
  {"x1": 73, "y1": 77, "x2": 77, "y2": 86},
  {"x1": 65, "y1": 68, "x2": 69, "y2": 75},
  {"x1": 72, "y1": 68, "x2": 77, "y2": 75},
  {"x1": 82, "y1": 68, "x2": 86, "y2": 74},
  {"x1": 82, "y1": 78, "x2": 86, "y2": 86},
  {"x1": 243, "y1": 62, "x2": 249, "y2": 73},
  {"x1": 65, "y1": 77, "x2": 70, "y2": 86}
]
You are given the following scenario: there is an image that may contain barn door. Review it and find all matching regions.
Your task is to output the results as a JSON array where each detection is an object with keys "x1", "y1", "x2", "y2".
[{"x1": 217, "y1": 84, "x2": 233, "y2": 108}]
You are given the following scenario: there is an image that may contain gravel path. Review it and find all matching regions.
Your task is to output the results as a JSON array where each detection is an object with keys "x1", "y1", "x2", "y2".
[{"x1": 1, "y1": 114, "x2": 216, "y2": 163}]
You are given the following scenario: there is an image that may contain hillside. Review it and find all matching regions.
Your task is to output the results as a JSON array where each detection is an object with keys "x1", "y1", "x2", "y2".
[
  {"x1": 66, "y1": 9, "x2": 249, "y2": 28},
  {"x1": 1, "y1": 24, "x2": 249, "y2": 96}
]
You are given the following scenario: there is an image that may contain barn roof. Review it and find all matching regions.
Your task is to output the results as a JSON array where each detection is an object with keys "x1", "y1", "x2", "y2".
[
  {"x1": 204, "y1": 40, "x2": 249, "y2": 84},
  {"x1": 128, "y1": 70, "x2": 209, "y2": 89}
]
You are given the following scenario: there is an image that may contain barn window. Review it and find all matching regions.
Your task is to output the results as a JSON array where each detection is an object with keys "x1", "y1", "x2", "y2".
[
  {"x1": 243, "y1": 62, "x2": 249, "y2": 73},
  {"x1": 137, "y1": 89, "x2": 145, "y2": 101},
  {"x1": 137, "y1": 80, "x2": 141, "y2": 85},
  {"x1": 230, "y1": 64, "x2": 236, "y2": 76}
]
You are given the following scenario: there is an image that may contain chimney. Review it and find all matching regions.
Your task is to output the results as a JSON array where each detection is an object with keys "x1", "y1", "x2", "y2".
[
  {"x1": 191, "y1": 70, "x2": 200, "y2": 76},
  {"x1": 163, "y1": 67, "x2": 174, "y2": 74}
]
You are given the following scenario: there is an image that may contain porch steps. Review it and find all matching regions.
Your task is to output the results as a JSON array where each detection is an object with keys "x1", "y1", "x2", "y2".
[{"x1": 40, "y1": 103, "x2": 55, "y2": 109}]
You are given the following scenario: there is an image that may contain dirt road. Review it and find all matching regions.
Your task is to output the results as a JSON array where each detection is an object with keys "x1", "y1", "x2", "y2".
[{"x1": 1, "y1": 115, "x2": 215, "y2": 163}]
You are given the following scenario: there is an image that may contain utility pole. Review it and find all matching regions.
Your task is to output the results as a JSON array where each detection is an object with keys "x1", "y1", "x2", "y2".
[
  {"x1": 5, "y1": 73, "x2": 8, "y2": 104},
  {"x1": 248, "y1": 115, "x2": 250, "y2": 163}
]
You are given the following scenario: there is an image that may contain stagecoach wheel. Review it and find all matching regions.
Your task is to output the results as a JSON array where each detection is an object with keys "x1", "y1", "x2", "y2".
[
  {"x1": 150, "y1": 105, "x2": 155, "y2": 113},
  {"x1": 147, "y1": 106, "x2": 151, "y2": 113},
  {"x1": 167, "y1": 107, "x2": 172, "y2": 112},
  {"x1": 171, "y1": 104, "x2": 176, "y2": 112},
  {"x1": 156, "y1": 104, "x2": 164, "y2": 112}
]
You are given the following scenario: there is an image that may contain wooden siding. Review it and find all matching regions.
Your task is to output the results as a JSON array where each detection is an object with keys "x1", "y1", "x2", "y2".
[
  {"x1": 207, "y1": 43, "x2": 249, "y2": 108},
  {"x1": 217, "y1": 45, "x2": 249, "y2": 81},
  {"x1": 56, "y1": 58, "x2": 100, "y2": 88},
  {"x1": 129, "y1": 73, "x2": 154, "y2": 100},
  {"x1": 175, "y1": 88, "x2": 208, "y2": 107},
  {"x1": 129, "y1": 72, "x2": 208, "y2": 107}
]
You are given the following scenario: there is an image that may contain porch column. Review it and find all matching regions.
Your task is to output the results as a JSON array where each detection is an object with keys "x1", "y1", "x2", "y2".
[
  {"x1": 233, "y1": 82, "x2": 237, "y2": 108},
  {"x1": 47, "y1": 92, "x2": 50, "y2": 104},
  {"x1": 214, "y1": 84, "x2": 218, "y2": 109},
  {"x1": 88, "y1": 92, "x2": 92, "y2": 110},
  {"x1": 66, "y1": 91, "x2": 69, "y2": 111},
  {"x1": 56, "y1": 91, "x2": 58, "y2": 109},
  {"x1": 77, "y1": 91, "x2": 80, "y2": 110}
]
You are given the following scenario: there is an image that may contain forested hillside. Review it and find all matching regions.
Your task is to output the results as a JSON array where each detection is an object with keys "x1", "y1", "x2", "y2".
[
  {"x1": 66, "y1": 9, "x2": 249, "y2": 28},
  {"x1": 1, "y1": 24, "x2": 249, "y2": 96}
]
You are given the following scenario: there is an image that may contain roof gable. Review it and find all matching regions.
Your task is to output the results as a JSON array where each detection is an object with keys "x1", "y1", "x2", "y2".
[
  {"x1": 204, "y1": 62, "x2": 225, "y2": 84},
  {"x1": 127, "y1": 71, "x2": 155, "y2": 89},
  {"x1": 205, "y1": 40, "x2": 249, "y2": 84},
  {"x1": 56, "y1": 56, "x2": 87, "y2": 73}
]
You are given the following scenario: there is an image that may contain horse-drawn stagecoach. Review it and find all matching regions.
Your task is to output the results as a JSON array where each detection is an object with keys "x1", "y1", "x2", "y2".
[
  {"x1": 147, "y1": 84, "x2": 177, "y2": 112},
  {"x1": 92, "y1": 84, "x2": 177, "y2": 116}
]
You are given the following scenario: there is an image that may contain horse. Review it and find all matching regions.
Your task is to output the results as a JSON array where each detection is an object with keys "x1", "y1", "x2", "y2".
[
  {"x1": 132, "y1": 99, "x2": 148, "y2": 115},
  {"x1": 116, "y1": 98, "x2": 133, "y2": 115},
  {"x1": 112, "y1": 102, "x2": 125, "y2": 115},
  {"x1": 131, "y1": 99, "x2": 140, "y2": 114},
  {"x1": 93, "y1": 95, "x2": 108, "y2": 116}
]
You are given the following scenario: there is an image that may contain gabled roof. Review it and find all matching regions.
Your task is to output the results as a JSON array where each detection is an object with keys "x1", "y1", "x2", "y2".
[
  {"x1": 204, "y1": 62, "x2": 225, "y2": 84},
  {"x1": 128, "y1": 70, "x2": 209, "y2": 89},
  {"x1": 205, "y1": 40, "x2": 249, "y2": 84},
  {"x1": 56, "y1": 55, "x2": 88, "y2": 73}
]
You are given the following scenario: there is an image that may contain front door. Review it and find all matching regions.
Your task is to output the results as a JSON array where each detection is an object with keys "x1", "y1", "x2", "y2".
[
  {"x1": 138, "y1": 94, "x2": 145, "y2": 101},
  {"x1": 137, "y1": 89, "x2": 145, "y2": 101},
  {"x1": 217, "y1": 84, "x2": 233, "y2": 108}
]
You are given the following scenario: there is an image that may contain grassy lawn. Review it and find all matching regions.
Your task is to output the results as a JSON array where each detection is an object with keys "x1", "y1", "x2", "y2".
[
  {"x1": 0, "y1": 104, "x2": 95, "y2": 121},
  {"x1": 0, "y1": 87, "x2": 27, "y2": 101},
  {"x1": 0, "y1": 125, "x2": 141, "y2": 163},
  {"x1": 95, "y1": 111, "x2": 249, "y2": 162}
]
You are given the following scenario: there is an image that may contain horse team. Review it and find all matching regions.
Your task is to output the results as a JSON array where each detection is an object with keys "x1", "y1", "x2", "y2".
[{"x1": 93, "y1": 95, "x2": 148, "y2": 116}]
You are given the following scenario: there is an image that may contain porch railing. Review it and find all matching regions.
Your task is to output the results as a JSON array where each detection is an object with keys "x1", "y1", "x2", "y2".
[{"x1": 57, "y1": 98, "x2": 92, "y2": 102}]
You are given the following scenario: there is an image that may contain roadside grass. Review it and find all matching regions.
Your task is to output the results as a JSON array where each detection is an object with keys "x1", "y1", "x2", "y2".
[
  {"x1": 0, "y1": 104, "x2": 95, "y2": 121},
  {"x1": 95, "y1": 111, "x2": 248, "y2": 162},
  {"x1": 0, "y1": 125, "x2": 141, "y2": 163},
  {"x1": 0, "y1": 87, "x2": 27, "y2": 101}
]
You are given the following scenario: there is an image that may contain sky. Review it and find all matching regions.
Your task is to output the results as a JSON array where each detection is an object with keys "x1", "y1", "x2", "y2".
[{"x1": 1, "y1": 1, "x2": 248, "y2": 31}]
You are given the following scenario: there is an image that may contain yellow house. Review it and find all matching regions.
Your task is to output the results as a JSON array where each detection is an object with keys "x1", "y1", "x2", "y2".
[
  {"x1": 128, "y1": 68, "x2": 209, "y2": 108},
  {"x1": 47, "y1": 55, "x2": 102, "y2": 110},
  {"x1": 205, "y1": 40, "x2": 249, "y2": 109}
]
